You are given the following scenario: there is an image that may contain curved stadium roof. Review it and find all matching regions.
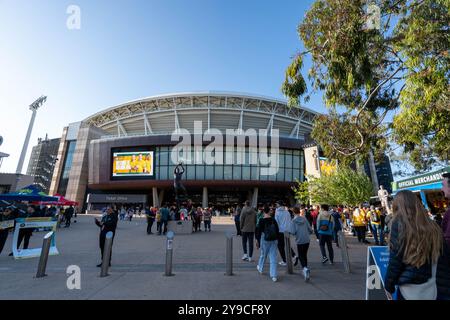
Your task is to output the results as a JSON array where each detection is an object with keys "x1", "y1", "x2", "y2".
[{"x1": 83, "y1": 91, "x2": 320, "y2": 140}]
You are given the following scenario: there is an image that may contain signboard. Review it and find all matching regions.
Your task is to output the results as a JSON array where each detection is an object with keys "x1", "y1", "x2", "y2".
[
  {"x1": 87, "y1": 194, "x2": 147, "y2": 204},
  {"x1": 393, "y1": 166, "x2": 450, "y2": 191},
  {"x1": 366, "y1": 246, "x2": 398, "y2": 300},
  {"x1": 12, "y1": 217, "x2": 58, "y2": 259},
  {"x1": 0, "y1": 220, "x2": 14, "y2": 230},
  {"x1": 112, "y1": 151, "x2": 154, "y2": 177},
  {"x1": 304, "y1": 146, "x2": 321, "y2": 178}
]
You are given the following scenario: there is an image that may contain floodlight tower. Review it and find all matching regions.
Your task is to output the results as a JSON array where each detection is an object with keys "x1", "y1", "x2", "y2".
[{"x1": 16, "y1": 96, "x2": 47, "y2": 174}]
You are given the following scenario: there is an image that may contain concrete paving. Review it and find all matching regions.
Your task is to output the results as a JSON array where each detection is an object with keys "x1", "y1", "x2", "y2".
[{"x1": 0, "y1": 215, "x2": 370, "y2": 300}]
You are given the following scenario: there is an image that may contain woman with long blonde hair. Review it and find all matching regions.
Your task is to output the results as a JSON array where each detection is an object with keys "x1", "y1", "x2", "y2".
[{"x1": 385, "y1": 190, "x2": 443, "y2": 300}]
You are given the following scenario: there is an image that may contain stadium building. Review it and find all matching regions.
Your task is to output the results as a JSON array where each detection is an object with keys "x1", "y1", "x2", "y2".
[{"x1": 49, "y1": 92, "x2": 319, "y2": 212}]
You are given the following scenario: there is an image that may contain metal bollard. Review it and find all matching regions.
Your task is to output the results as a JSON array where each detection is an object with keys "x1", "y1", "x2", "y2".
[
  {"x1": 100, "y1": 231, "x2": 114, "y2": 277},
  {"x1": 36, "y1": 231, "x2": 54, "y2": 278},
  {"x1": 164, "y1": 231, "x2": 175, "y2": 276},
  {"x1": 338, "y1": 230, "x2": 351, "y2": 273},
  {"x1": 284, "y1": 231, "x2": 294, "y2": 274},
  {"x1": 225, "y1": 232, "x2": 233, "y2": 276}
]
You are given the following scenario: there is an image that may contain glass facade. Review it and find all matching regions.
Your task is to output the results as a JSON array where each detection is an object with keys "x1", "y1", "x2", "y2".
[
  {"x1": 153, "y1": 146, "x2": 304, "y2": 183},
  {"x1": 57, "y1": 140, "x2": 77, "y2": 196}
]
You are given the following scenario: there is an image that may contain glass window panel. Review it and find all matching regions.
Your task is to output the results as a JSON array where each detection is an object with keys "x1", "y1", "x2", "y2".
[
  {"x1": 159, "y1": 151, "x2": 169, "y2": 166},
  {"x1": 276, "y1": 167, "x2": 285, "y2": 182},
  {"x1": 205, "y1": 165, "x2": 214, "y2": 179},
  {"x1": 242, "y1": 166, "x2": 251, "y2": 180},
  {"x1": 233, "y1": 165, "x2": 241, "y2": 180},
  {"x1": 284, "y1": 169, "x2": 293, "y2": 182},
  {"x1": 293, "y1": 154, "x2": 300, "y2": 169},
  {"x1": 187, "y1": 165, "x2": 196, "y2": 179},
  {"x1": 224, "y1": 165, "x2": 233, "y2": 180},
  {"x1": 215, "y1": 165, "x2": 223, "y2": 180},
  {"x1": 196, "y1": 165, "x2": 205, "y2": 180},
  {"x1": 268, "y1": 170, "x2": 276, "y2": 181},
  {"x1": 168, "y1": 165, "x2": 176, "y2": 180},
  {"x1": 159, "y1": 166, "x2": 168, "y2": 180},
  {"x1": 292, "y1": 168, "x2": 301, "y2": 181},
  {"x1": 285, "y1": 154, "x2": 293, "y2": 169},
  {"x1": 293, "y1": 149, "x2": 300, "y2": 156},
  {"x1": 251, "y1": 166, "x2": 259, "y2": 181},
  {"x1": 278, "y1": 150, "x2": 285, "y2": 167}
]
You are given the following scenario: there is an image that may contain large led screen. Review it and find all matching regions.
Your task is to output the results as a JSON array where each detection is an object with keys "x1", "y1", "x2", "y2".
[{"x1": 112, "y1": 151, "x2": 154, "y2": 177}]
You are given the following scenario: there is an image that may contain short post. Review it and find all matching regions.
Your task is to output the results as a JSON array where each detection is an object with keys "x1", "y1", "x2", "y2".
[
  {"x1": 164, "y1": 231, "x2": 175, "y2": 276},
  {"x1": 100, "y1": 231, "x2": 113, "y2": 277},
  {"x1": 225, "y1": 232, "x2": 233, "y2": 276},
  {"x1": 284, "y1": 231, "x2": 294, "y2": 274},
  {"x1": 36, "y1": 231, "x2": 54, "y2": 278},
  {"x1": 338, "y1": 230, "x2": 351, "y2": 273}
]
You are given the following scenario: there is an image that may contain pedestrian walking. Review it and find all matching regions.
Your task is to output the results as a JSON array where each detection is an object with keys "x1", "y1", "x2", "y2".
[
  {"x1": 256, "y1": 206, "x2": 279, "y2": 282},
  {"x1": 64, "y1": 205, "x2": 74, "y2": 228},
  {"x1": 119, "y1": 207, "x2": 126, "y2": 221},
  {"x1": 437, "y1": 172, "x2": 450, "y2": 300},
  {"x1": 368, "y1": 205, "x2": 383, "y2": 245},
  {"x1": 203, "y1": 207, "x2": 212, "y2": 231},
  {"x1": 274, "y1": 200, "x2": 298, "y2": 266},
  {"x1": 240, "y1": 200, "x2": 257, "y2": 262},
  {"x1": 95, "y1": 206, "x2": 118, "y2": 267},
  {"x1": 385, "y1": 190, "x2": 443, "y2": 300},
  {"x1": 291, "y1": 207, "x2": 313, "y2": 281},
  {"x1": 317, "y1": 204, "x2": 335, "y2": 265},
  {"x1": 156, "y1": 209, "x2": 162, "y2": 234},
  {"x1": 353, "y1": 205, "x2": 370, "y2": 244},
  {"x1": 311, "y1": 205, "x2": 320, "y2": 241},
  {"x1": 195, "y1": 207, "x2": 203, "y2": 231},
  {"x1": 255, "y1": 206, "x2": 265, "y2": 249},
  {"x1": 159, "y1": 203, "x2": 170, "y2": 235},
  {"x1": 331, "y1": 207, "x2": 342, "y2": 247},
  {"x1": 145, "y1": 206, "x2": 156, "y2": 234}
]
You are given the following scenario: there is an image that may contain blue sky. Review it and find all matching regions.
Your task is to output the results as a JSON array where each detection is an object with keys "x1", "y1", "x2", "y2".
[{"x1": 0, "y1": 0, "x2": 326, "y2": 174}]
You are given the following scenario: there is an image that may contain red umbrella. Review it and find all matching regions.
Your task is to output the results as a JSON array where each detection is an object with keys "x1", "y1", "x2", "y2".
[{"x1": 32, "y1": 194, "x2": 79, "y2": 206}]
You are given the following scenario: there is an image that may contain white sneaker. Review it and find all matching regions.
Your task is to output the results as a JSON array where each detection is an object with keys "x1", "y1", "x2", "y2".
[
  {"x1": 242, "y1": 254, "x2": 248, "y2": 261},
  {"x1": 303, "y1": 267, "x2": 310, "y2": 282},
  {"x1": 247, "y1": 257, "x2": 252, "y2": 262},
  {"x1": 256, "y1": 265, "x2": 263, "y2": 274},
  {"x1": 272, "y1": 277, "x2": 278, "y2": 282},
  {"x1": 278, "y1": 261, "x2": 287, "y2": 266}
]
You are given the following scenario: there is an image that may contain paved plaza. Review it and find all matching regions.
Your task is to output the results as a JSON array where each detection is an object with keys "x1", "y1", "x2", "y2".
[{"x1": 0, "y1": 215, "x2": 369, "y2": 300}]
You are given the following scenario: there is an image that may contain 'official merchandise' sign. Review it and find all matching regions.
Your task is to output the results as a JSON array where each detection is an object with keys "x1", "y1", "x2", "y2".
[
  {"x1": 12, "y1": 217, "x2": 59, "y2": 259},
  {"x1": 393, "y1": 166, "x2": 450, "y2": 190}
]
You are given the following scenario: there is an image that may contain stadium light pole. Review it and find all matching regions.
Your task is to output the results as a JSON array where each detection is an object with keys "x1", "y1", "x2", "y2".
[{"x1": 16, "y1": 96, "x2": 47, "y2": 175}]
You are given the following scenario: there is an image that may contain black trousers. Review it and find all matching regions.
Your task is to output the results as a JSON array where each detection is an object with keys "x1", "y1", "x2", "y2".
[
  {"x1": 242, "y1": 232, "x2": 254, "y2": 258},
  {"x1": 235, "y1": 221, "x2": 241, "y2": 235},
  {"x1": 296, "y1": 243, "x2": 310, "y2": 268},
  {"x1": 17, "y1": 228, "x2": 33, "y2": 250},
  {"x1": 147, "y1": 220, "x2": 154, "y2": 234},
  {"x1": 99, "y1": 230, "x2": 115, "y2": 263},
  {"x1": 0, "y1": 230, "x2": 9, "y2": 255},
  {"x1": 65, "y1": 215, "x2": 71, "y2": 227},
  {"x1": 204, "y1": 220, "x2": 211, "y2": 231},
  {"x1": 319, "y1": 234, "x2": 334, "y2": 262},
  {"x1": 159, "y1": 220, "x2": 168, "y2": 234},
  {"x1": 355, "y1": 226, "x2": 367, "y2": 242},
  {"x1": 277, "y1": 232, "x2": 296, "y2": 263}
]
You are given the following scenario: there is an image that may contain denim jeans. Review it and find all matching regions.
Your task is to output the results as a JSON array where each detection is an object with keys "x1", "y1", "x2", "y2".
[
  {"x1": 258, "y1": 235, "x2": 278, "y2": 278},
  {"x1": 371, "y1": 224, "x2": 383, "y2": 245},
  {"x1": 242, "y1": 232, "x2": 254, "y2": 258}
]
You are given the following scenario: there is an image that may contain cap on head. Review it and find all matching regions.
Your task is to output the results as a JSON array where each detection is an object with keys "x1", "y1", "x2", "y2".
[{"x1": 276, "y1": 200, "x2": 284, "y2": 206}]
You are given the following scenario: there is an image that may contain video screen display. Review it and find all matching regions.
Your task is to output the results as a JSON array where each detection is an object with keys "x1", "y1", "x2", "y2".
[{"x1": 112, "y1": 151, "x2": 154, "y2": 177}]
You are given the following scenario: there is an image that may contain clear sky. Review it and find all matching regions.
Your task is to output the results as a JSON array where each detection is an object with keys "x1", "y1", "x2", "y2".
[{"x1": 0, "y1": 0, "x2": 327, "y2": 174}]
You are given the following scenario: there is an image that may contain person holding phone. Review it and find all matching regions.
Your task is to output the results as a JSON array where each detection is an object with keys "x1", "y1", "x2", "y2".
[{"x1": 95, "y1": 206, "x2": 118, "y2": 267}]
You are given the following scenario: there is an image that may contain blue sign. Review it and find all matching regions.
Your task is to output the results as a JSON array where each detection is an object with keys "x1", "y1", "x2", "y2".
[{"x1": 368, "y1": 246, "x2": 398, "y2": 300}]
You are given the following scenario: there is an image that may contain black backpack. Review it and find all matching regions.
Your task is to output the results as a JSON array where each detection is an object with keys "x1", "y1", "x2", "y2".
[{"x1": 264, "y1": 220, "x2": 278, "y2": 241}]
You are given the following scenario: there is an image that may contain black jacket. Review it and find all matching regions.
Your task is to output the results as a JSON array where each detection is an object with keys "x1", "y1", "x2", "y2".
[
  {"x1": 437, "y1": 240, "x2": 450, "y2": 297},
  {"x1": 384, "y1": 219, "x2": 433, "y2": 293}
]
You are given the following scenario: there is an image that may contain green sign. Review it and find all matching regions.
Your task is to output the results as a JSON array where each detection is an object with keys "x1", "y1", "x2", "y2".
[{"x1": 393, "y1": 166, "x2": 450, "y2": 191}]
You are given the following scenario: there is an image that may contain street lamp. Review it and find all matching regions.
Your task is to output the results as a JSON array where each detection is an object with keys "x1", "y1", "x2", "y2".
[{"x1": 16, "y1": 96, "x2": 47, "y2": 174}]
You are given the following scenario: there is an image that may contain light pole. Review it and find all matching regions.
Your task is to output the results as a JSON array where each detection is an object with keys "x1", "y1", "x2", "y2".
[{"x1": 16, "y1": 96, "x2": 47, "y2": 174}]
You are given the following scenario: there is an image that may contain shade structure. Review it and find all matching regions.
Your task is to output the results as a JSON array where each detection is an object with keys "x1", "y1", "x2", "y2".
[
  {"x1": 0, "y1": 184, "x2": 58, "y2": 202},
  {"x1": 33, "y1": 194, "x2": 79, "y2": 206}
]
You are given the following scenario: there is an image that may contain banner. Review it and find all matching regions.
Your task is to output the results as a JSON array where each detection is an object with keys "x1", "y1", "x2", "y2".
[
  {"x1": 319, "y1": 157, "x2": 337, "y2": 176},
  {"x1": 112, "y1": 151, "x2": 154, "y2": 177},
  {"x1": 366, "y1": 246, "x2": 398, "y2": 300},
  {"x1": 304, "y1": 146, "x2": 321, "y2": 178},
  {"x1": 12, "y1": 217, "x2": 59, "y2": 259},
  {"x1": 0, "y1": 220, "x2": 14, "y2": 230}
]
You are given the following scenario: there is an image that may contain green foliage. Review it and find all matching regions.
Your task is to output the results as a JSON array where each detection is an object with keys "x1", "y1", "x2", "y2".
[
  {"x1": 292, "y1": 179, "x2": 310, "y2": 205},
  {"x1": 296, "y1": 167, "x2": 374, "y2": 206},
  {"x1": 284, "y1": 0, "x2": 450, "y2": 170}
]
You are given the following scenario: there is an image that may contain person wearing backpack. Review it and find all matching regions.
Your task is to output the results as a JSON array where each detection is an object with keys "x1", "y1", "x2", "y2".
[
  {"x1": 291, "y1": 207, "x2": 313, "y2": 281},
  {"x1": 256, "y1": 206, "x2": 280, "y2": 282},
  {"x1": 317, "y1": 204, "x2": 335, "y2": 264},
  {"x1": 369, "y1": 205, "x2": 383, "y2": 245}
]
